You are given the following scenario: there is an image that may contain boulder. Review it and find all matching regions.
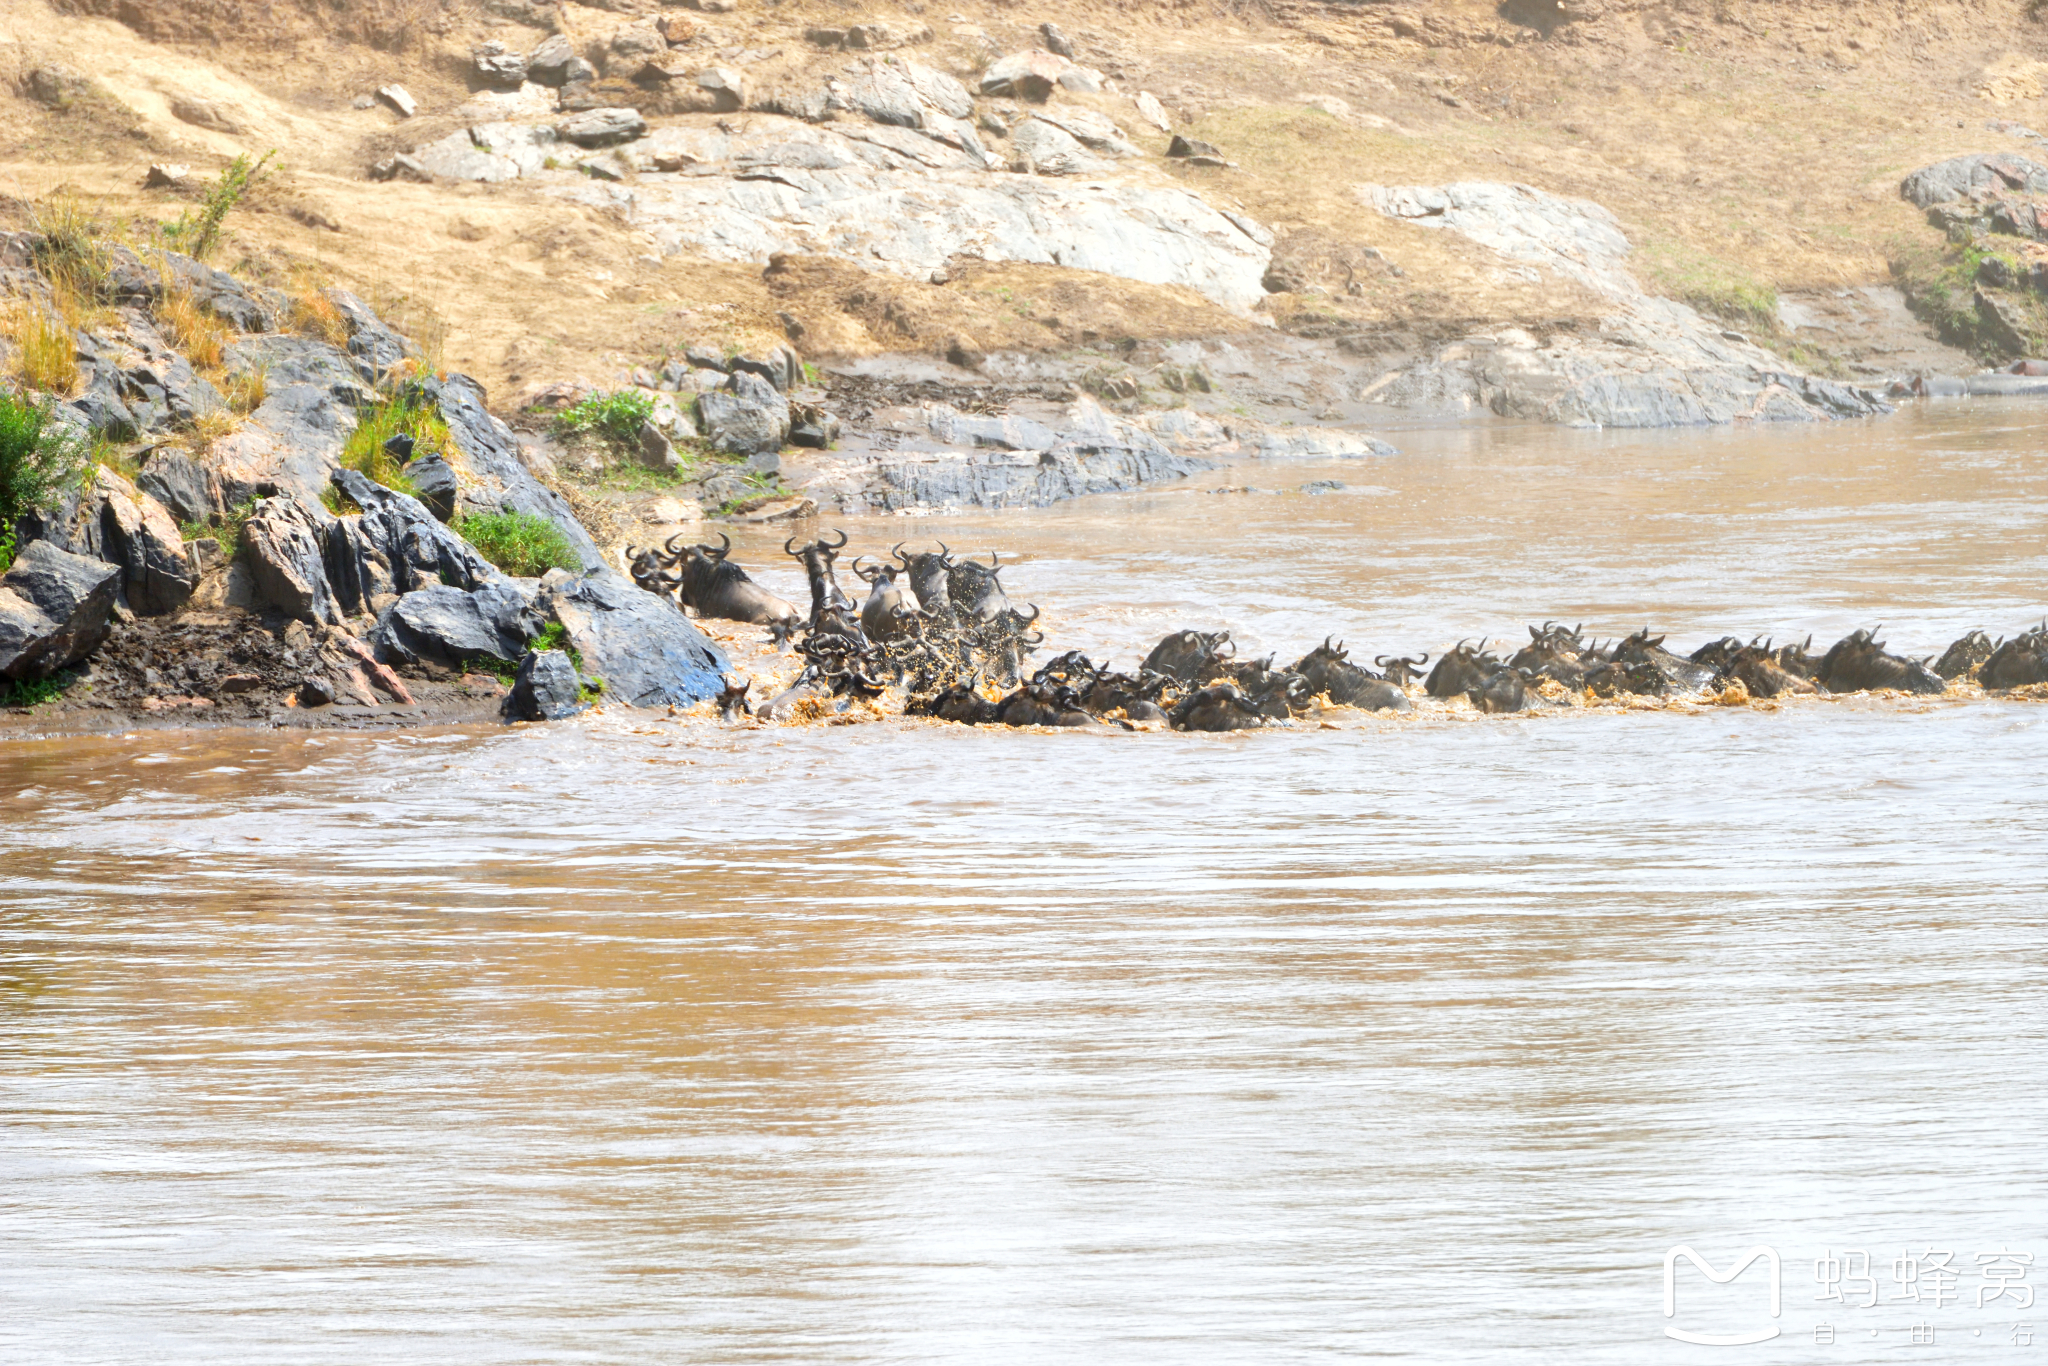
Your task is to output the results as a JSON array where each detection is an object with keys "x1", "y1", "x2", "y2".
[
  {"x1": 326, "y1": 289, "x2": 420, "y2": 378},
  {"x1": 1901, "y1": 153, "x2": 2048, "y2": 208},
  {"x1": 1040, "y1": 21, "x2": 1074, "y2": 57},
  {"x1": 18, "y1": 466, "x2": 197, "y2": 616},
  {"x1": 635, "y1": 421, "x2": 680, "y2": 472},
  {"x1": 377, "y1": 84, "x2": 418, "y2": 118},
  {"x1": 527, "y1": 34, "x2": 579, "y2": 86},
  {"x1": 371, "y1": 580, "x2": 543, "y2": 670},
  {"x1": 0, "y1": 541, "x2": 121, "y2": 681},
  {"x1": 136, "y1": 449, "x2": 223, "y2": 527},
  {"x1": 400, "y1": 454, "x2": 459, "y2": 522},
  {"x1": 607, "y1": 20, "x2": 666, "y2": 69},
  {"x1": 1134, "y1": 91, "x2": 1172, "y2": 132},
  {"x1": 729, "y1": 345, "x2": 802, "y2": 391},
  {"x1": 557, "y1": 107, "x2": 648, "y2": 146},
  {"x1": 169, "y1": 95, "x2": 247, "y2": 134},
  {"x1": 696, "y1": 370, "x2": 791, "y2": 454},
  {"x1": 537, "y1": 566, "x2": 730, "y2": 706},
  {"x1": 242, "y1": 494, "x2": 346, "y2": 624},
  {"x1": 1167, "y1": 134, "x2": 1223, "y2": 159},
  {"x1": 158, "y1": 251, "x2": 283, "y2": 334},
  {"x1": 472, "y1": 40, "x2": 529, "y2": 89},
  {"x1": 144, "y1": 163, "x2": 191, "y2": 189},
  {"x1": 1011, "y1": 118, "x2": 1106, "y2": 175},
  {"x1": 979, "y1": 49, "x2": 1091, "y2": 102},
  {"x1": 696, "y1": 66, "x2": 745, "y2": 112},
  {"x1": 329, "y1": 467, "x2": 499, "y2": 602},
  {"x1": 26, "y1": 64, "x2": 91, "y2": 108},
  {"x1": 504, "y1": 648, "x2": 586, "y2": 720}
]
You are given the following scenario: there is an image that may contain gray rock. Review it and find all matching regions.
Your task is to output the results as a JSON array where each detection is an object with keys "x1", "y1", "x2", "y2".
[
  {"x1": 326, "y1": 288, "x2": 419, "y2": 378},
  {"x1": 299, "y1": 675, "x2": 337, "y2": 706},
  {"x1": 158, "y1": 252, "x2": 281, "y2": 333},
  {"x1": 414, "y1": 373, "x2": 605, "y2": 570},
  {"x1": 377, "y1": 84, "x2": 418, "y2": 118},
  {"x1": 848, "y1": 443, "x2": 1215, "y2": 512},
  {"x1": 243, "y1": 494, "x2": 346, "y2": 624},
  {"x1": 0, "y1": 541, "x2": 121, "y2": 680},
  {"x1": 557, "y1": 106, "x2": 648, "y2": 147},
  {"x1": 904, "y1": 62, "x2": 974, "y2": 120},
  {"x1": 635, "y1": 422, "x2": 680, "y2": 472},
  {"x1": 329, "y1": 468, "x2": 499, "y2": 602},
  {"x1": 1040, "y1": 21, "x2": 1074, "y2": 57},
  {"x1": 411, "y1": 130, "x2": 523, "y2": 183},
  {"x1": 729, "y1": 346, "x2": 802, "y2": 391},
  {"x1": 136, "y1": 449, "x2": 223, "y2": 527},
  {"x1": 401, "y1": 454, "x2": 459, "y2": 522},
  {"x1": 473, "y1": 40, "x2": 530, "y2": 90},
  {"x1": 538, "y1": 566, "x2": 731, "y2": 707},
  {"x1": 1167, "y1": 134, "x2": 1222, "y2": 159},
  {"x1": 372, "y1": 580, "x2": 543, "y2": 670},
  {"x1": 27, "y1": 64, "x2": 91, "y2": 108},
  {"x1": 504, "y1": 648, "x2": 585, "y2": 720},
  {"x1": 225, "y1": 334, "x2": 378, "y2": 402},
  {"x1": 607, "y1": 19, "x2": 665, "y2": 65},
  {"x1": 526, "y1": 34, "x2": 578, "y2": 87},
  {"x1": 1010, "y1": 118, "x2": 1105, "y2": 176},
  {"x1": 980, "y1": 49, "x2": 1095, "y2": 101},
  {"x1": 696, "y1": 370, "x2": 791, "y2": 454},
  {"x1": 170, "y1": 95, "x2": 247, "y2": 134},
  {"x1": 19, "y1": 466, "x2": 197, "y2": 617},
  {"x1": 697, "y1": 66, "x2": 745, "y2": 112},
  {"x1": 1900, "y1": 153, "x2": 2048, "y2": 208},
  {"x1": 832, "y1": 63, "x2": 925, "y2": 127}
]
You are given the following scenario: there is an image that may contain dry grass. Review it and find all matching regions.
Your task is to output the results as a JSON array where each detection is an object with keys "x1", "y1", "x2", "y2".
[
  {"x1": 288, "y1": 282, "x2": 349, "y2": 346},
  {"x1": 364, "y1": 279, "x2": 448, "y2": 373},
  {"x1": 222, "y1": 365, "x2": 268, "y2": 414},
  {"x1": 8, "y1": 299, "x2": 80, "y2": 395},
  {"x1": 154, "y1": 285, "x2": 230, "y2": 372}
]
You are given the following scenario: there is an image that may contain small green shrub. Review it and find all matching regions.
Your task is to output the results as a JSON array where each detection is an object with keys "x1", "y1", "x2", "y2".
[
  {"x1": 180, "y1": 496, "x2": 259, "y2": 559},
  {"x1": 165, "y1": 151, "x2": 278, "y2": 263},
  {"x1": 0, "y1": 667, "x2": 79, "y2": 708},
  {"x1": 0, "y1": 392, "x2": 92, "y2": 566},
  {"x1": 552, "y1": 388, "x2": 654, "y2": 451},
  {"x1": 342, "y1": 392, "x2": 450, "y2": 497},
  {"x1": 460, "y1": 510, "x2": 582, "y2": 578}
]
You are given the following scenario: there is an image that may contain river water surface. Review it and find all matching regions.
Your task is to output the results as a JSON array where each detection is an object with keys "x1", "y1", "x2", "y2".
[{"x1": 4, "y1": 403, "x2": 2046, "y2": 1364}]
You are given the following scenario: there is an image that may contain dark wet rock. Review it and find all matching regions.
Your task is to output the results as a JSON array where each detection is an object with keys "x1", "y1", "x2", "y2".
[
  {"x1": 697, "y1": 370, "x2": 791, "y2": 454},
  {"x1": 371, "y1": 580, "x2": 543, "y2": 671},
  {"x1": 413, "y1": 373, "x2": 605, "y2": 568},
  {"x1": 401, "y1": 454, "x2": 459, "y2": 522},
  {"x1": 1900, "y1": 153, "x2": 2048, "y2": 209},
  {"x1": 1168, "y1": 134, "x2": 1223, "y2": 159},
  {"x1": 0, "y1": 541, "x2": 121, "y2": 681},
  {"x1": 136, "y1": 449, "x2": 224, "y2": 527},
  {"x1": 537, "y1": 566, "x2": 730, "y2": 707},
  {"x1": 20, "y1": 467, "x2": 197, "y2": 617},
  {"x1": 504, "y1": 648, "x2": 586, "y2": 720},
  {"x1": 298, "y1": 675, "x2": 337, "y2": 707},
  {"x1": 558, "y1": 107, "x2": 647, "y2": 147},
  {"x1": 243, "y1": 494, "x2": 346, "y2": 625},
  {"x1": 328, "y1": 468, "x2": 499, "y2": 607}
]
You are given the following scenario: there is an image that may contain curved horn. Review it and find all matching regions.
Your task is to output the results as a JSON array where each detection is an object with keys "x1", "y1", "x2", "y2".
[
  {"x1": 892, "y1": 541, "x2": 909, "y2": 564},
  {"x1": 936, "y1": 541, "x2": 952, "y2": 562},
  {"x1": 708, "y1": 532, "x2": 731, "y2": 561},
  {"x1": 825, "y1": 529, "x2": 848, "y2": 550},
  {"x1": 665, "y1": 531, "x2": 693, "y2": 556},
  {"x1": 784, "y1": 535, "x2": 803, "y2": 556}
]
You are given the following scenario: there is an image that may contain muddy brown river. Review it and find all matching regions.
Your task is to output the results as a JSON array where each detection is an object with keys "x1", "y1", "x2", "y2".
[{"x1": 4, "y1": 403, "x2": 2046, "y2": 1363}]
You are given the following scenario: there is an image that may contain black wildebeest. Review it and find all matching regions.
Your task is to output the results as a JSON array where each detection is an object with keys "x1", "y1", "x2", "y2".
[
  {"x1": 786, "y1": 530, "x2": 853, "y2": 626},
  {"x1": 1375, "y1": 653, "x2": 1430, "y2": 687},
  {"x1": 1725, "y1": 641, "x2": 1816, "y2": 698},
  {"x1": 1143, "y1": 629, "x2": 1234, "y2": 684},
  {"x1": 1816, "y1": 627, "x2": 1947, "y2": 695},
  {"x1": 1934, "y1": 629, "x2": 1998, "y2": 680},
  {"x1": 1425, "y1": 641, "x2": 1501, "y2": 699},
  {"x1": 1293, "y1": 638, "x2": 1412, "y2": 712},
  {"x1": 1169, "y1": 682, "x2": 1266, "y2": 732},
  {"x1": 1612, "y1": 629, "x2": 1719, "y2": 692},
  {"x1": 670, "y1": 533, "x2": 802, "y2": 635},
  {"x1": 1978, "y1": 623, "x2": 2048, "y2": 689}
]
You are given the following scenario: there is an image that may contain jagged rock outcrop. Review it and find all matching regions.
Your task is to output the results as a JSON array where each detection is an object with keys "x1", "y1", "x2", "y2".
[
  {"x1": 0, "y1": 541, "x2": 122, "y2": 680},
  {"x1": 537, "y1": 566, "x2": 730, "y2": 707},
  {"x1": 1359, "y1": 182, "x2": 1890, "y2": 427},
  {"x1": 371, "y1": 580, "x2": 545, "y2": 670},
  {"x1": 1900, "y1": 153, "x2": 2048, "y2": 210},
  {"x1": 415, "y1": 374, "x2": 605, "y2": 568},
  {"x1": 503, "y1": 648, "x2": 585, "y2": 720},
  {"x1": 20, "y1": 467, "x2": 197, "y2": 616}
]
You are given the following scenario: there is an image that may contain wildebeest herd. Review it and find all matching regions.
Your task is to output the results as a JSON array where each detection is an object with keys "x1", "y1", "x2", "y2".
[{"x1": 627, "y1": 532, "x2": 2048, "y2": 731}]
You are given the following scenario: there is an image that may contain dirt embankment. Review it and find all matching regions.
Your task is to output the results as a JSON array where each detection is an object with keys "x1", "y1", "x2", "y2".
[{"x1": 4, "y1": 0, "x2": 2040, "y2": 398}]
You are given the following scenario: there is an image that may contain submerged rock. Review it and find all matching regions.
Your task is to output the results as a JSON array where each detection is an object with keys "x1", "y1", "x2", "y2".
[{"x1": 504, "y1": 648, "x2": 585, "y2": 720}]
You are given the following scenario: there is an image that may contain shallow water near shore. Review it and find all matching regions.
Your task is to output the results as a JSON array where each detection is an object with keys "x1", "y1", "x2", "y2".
[{"x1": 4, "y1": 401, "x2": 2048, "y2": 1364}]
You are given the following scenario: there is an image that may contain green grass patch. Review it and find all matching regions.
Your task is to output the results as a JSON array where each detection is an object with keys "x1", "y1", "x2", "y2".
[
  {"x1": 525, "y1": 622, "x2": 603, "y2": 700},
  {"x1": 1891, "y1": 236, "x2": 2048, "y2": 361},
  {"x1": 0, "y1": 666, "x2": 80, "y2": 708},
  {"x1": 342, "y1": 392, "x2": 451, "y2": 498},
  {"x1": 1634, "y1": 240, "x2": 1781, "y2": 332},
  {"x1": 552, "y1": 389, "x2": 653, "y2": 452},
  {"x1": 179, "y1": 495, "x2": 259, "y2": 560},
  {"x1": 0, "y1": 392, "x2": 92, "y2": 570},
  {"x1": 459, "y1": 509, "x2": 582, "y2": 578}
]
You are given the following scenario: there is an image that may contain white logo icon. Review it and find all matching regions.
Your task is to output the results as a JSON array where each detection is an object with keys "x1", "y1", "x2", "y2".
[{"x1": 1664, "y1": 1245, "x2": 1782, "y2": 1345}]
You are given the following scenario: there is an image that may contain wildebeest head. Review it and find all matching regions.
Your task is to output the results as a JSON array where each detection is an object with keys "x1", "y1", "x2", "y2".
[
  {"x1": 672, "y1": 533, "x2": 802, "y2": 635},
  {"x1": 1816, "y1": 626, "x2": 1947, "y2": 696},
  {"x1": 1374, "y1": 653, "x2": 1430, "y2": 686},
  {"x1": 894, "y1": 543, "x2": 957, "y2": 618},
  {"x1": 1933, "y1": 629, "x2": 1998, "y2": 681},
  {"x1": 787, "y1": 529, "x2": 853, "y2": 618},
  {"x1": 1169, "y1": 681, "x2": 1266, "y2": 732},
  {"x1": 716, "y1": 674, "x2": 753, "y2": 719},
  {"x1": 1726, "y1": 641, "x2": 1816, "y2": 699},
  {"x1": 1425, "y1": 640, "x2": 1500, "y2": 699},
  {"x1": 946, "y1": 552, "x2": 1011, "y2": 623},
  {"x1": 1973, "y1": 622, "x2": 2048, "y2": 690}
]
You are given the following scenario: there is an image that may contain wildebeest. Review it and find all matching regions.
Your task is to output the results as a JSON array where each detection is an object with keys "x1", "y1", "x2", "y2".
[
  {"x1": 1294, "y1": 638, "x2": 1412, "y2": 712},
  {"x1": 906, "y1": 674, "x2": 1000, "y2": 724},
  {"x1": 1169, "y1": 681, "x2": 1266, "y2": 732},
  {"x1": 946, "y1": 551, "x2": 1011, "y2": 624},
  {"x1": 1508, "y1": 623, "x2": 1590, "y2": 689},
  {"x1": 1374, "y1": 653, "x2": 1430, "y2": 686},
  {"x1": 1934, "y1": 629, "x2": 1998, "y2": 680},
  {"x1": 1816, "y1": 627, "x2": 1947, "y2": 695},
  {"x1": 1978, "y1": 623, "x2": 2048, "y2": 689},
  {"x1": 787, "y1": 530, "x2": 854, "y2": 626},
  {"x1": 670, "y1": 533, "x2": 803, "y2": 634},
  {"x1": 852, "y1": 555, "x2": 920, "y2": 643},
  {"x1": 1469, "y1": 667, "x2": 1530, "y2": 713},
  {"x1": 1775, "y1": 635, "x2": 1821, "y2": 681},
  {"x1": 1143, "y1": 629, "x2": 1234, "y2": 684},
  {"x1": 1612, "y1": 629, "x2": 1720, "y2": 691},
  {"x1": 1585, "y1": 659, "x2": 1667, "y2": 697},
  {"x1": 1724, "y1": 641, "x2": 1816, "y2": 698},
  {"x1": 994, "y1": 679, "x2": 1098, "y2": 727},
  {"x1": 716, "y1": 675, "x2": 754, "y2": 719},
  {"x1": 895, "y1": 543, "x2": 958, "y2": 625},
  {"x1": 1425, "y1": 641, "x2": 1500, "y2": 699}
]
